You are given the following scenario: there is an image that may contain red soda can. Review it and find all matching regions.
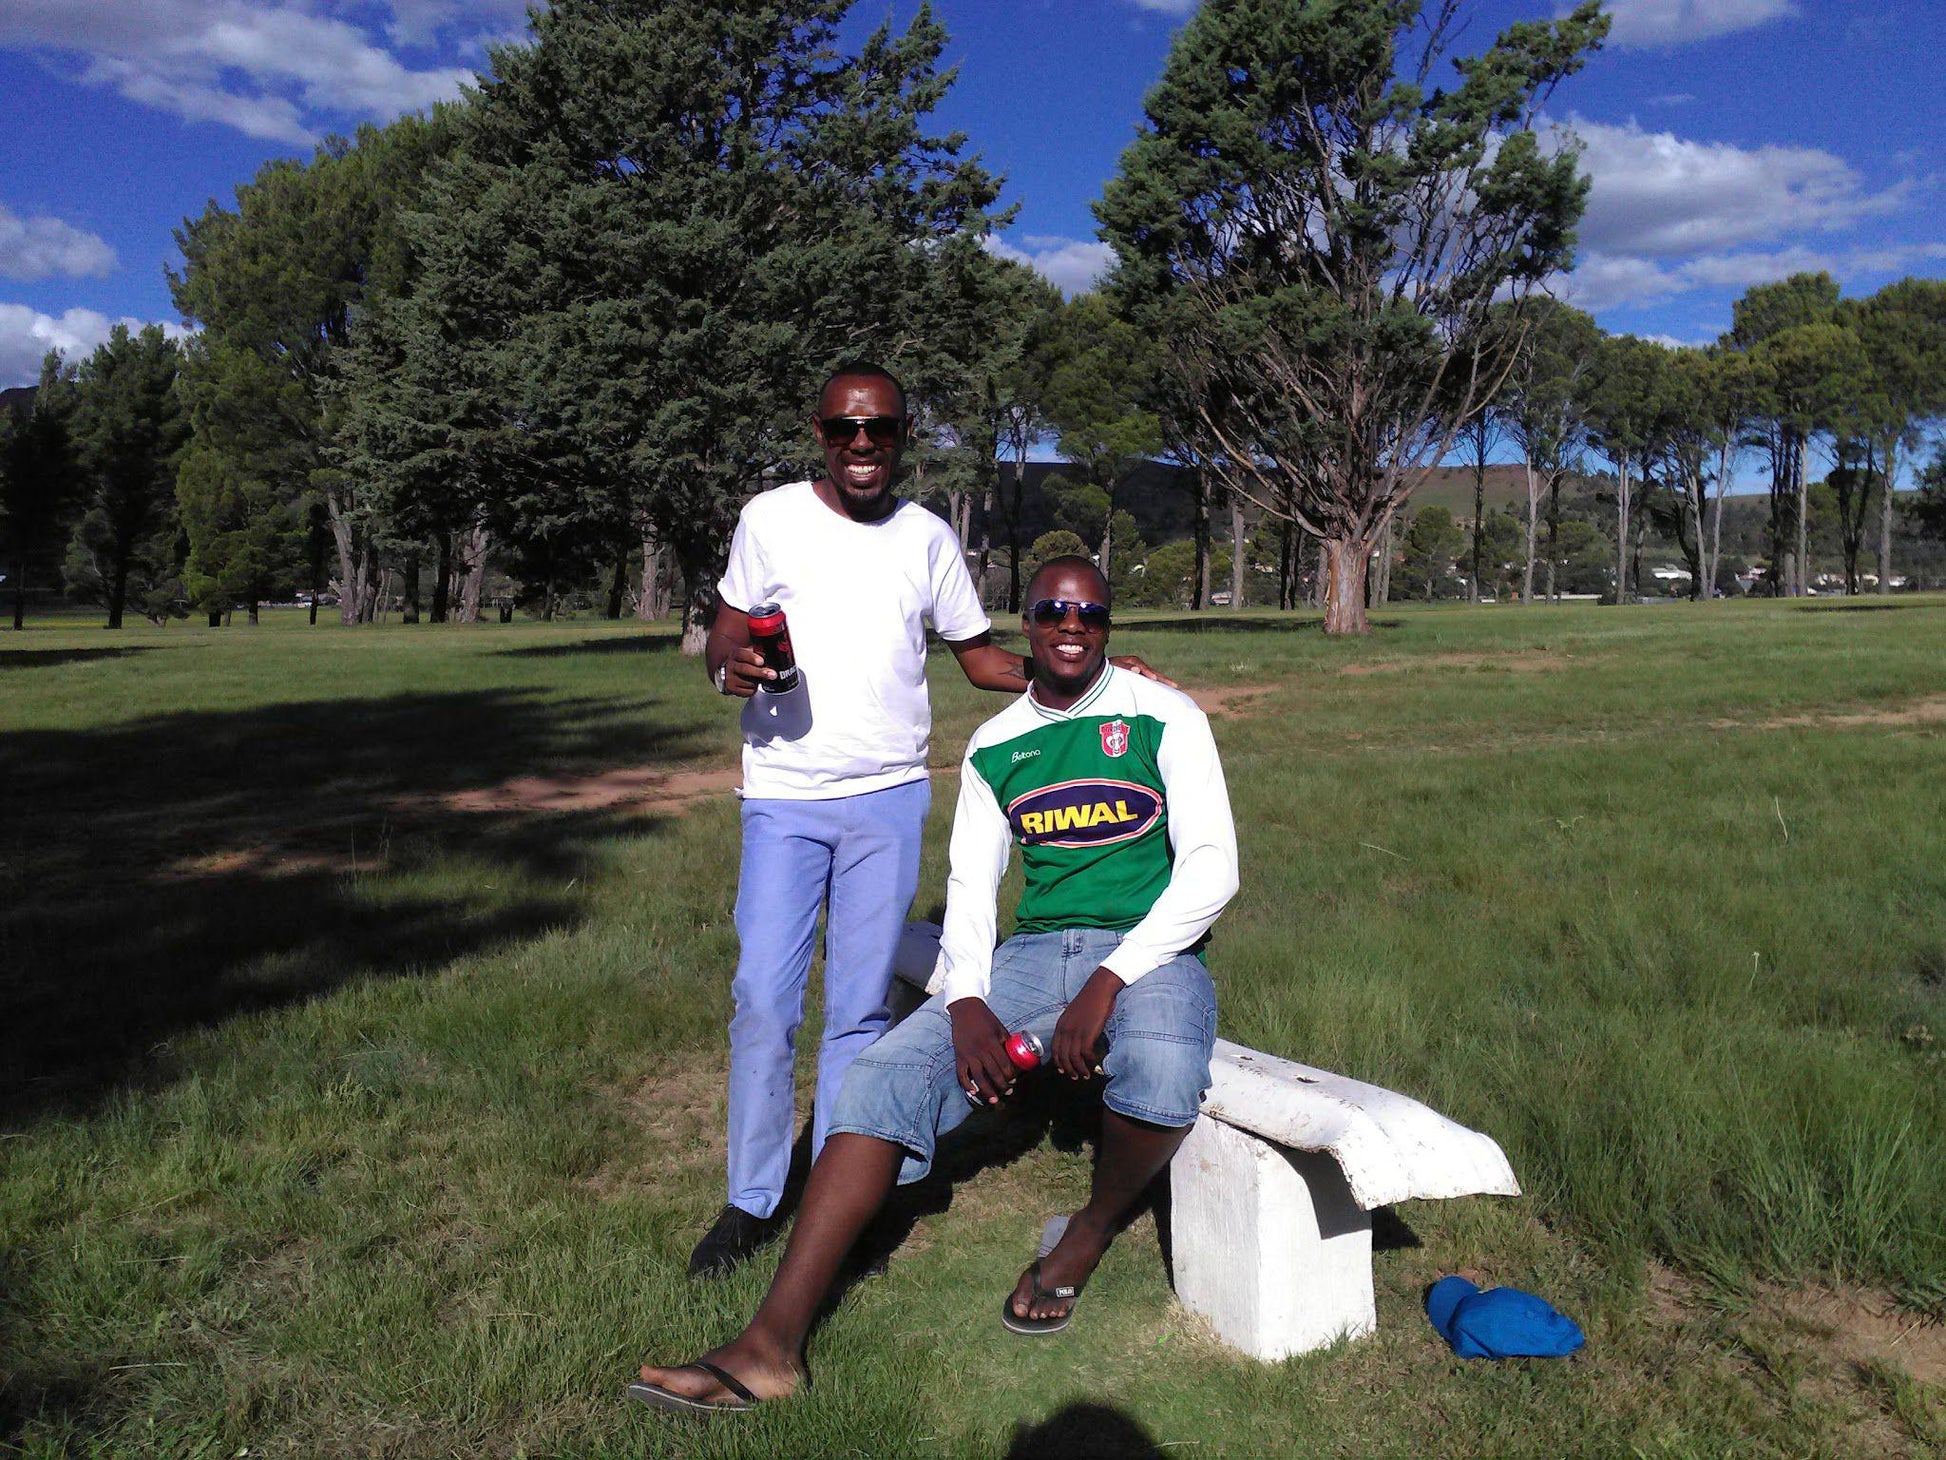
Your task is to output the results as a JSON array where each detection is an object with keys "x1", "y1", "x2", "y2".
[
  {"x1": 1005, "y1": 1030, "x2": 1046, "y2": 1071},
  {"x1": 746, "y1": 601, "x2": 800, "y2": 692},
  {"x1": 967, "y1": 1030, "x2": 1046, "y2": 1105}
]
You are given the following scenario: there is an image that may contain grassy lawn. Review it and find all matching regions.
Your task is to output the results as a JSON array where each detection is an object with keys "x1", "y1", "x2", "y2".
[{"x1": 2, "y1": 599, "x2": 1943, "y2": 1458}]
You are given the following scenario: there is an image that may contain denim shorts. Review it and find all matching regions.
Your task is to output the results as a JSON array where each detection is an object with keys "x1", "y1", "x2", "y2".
[{"x1": 825, "y1": 927, "x2": 1217, "y2": 1186}]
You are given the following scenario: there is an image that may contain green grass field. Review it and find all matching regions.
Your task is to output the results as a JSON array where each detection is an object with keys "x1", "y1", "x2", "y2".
[{"x1": 2, "y1": 600, "x2": 1943, "y2": 1458}]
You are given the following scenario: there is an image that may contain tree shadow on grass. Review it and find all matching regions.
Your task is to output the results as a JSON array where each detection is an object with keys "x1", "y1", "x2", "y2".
[
  {"x1": 497, "y1": 633, "x2": 683, "y2": 659},
  {"x1": 0, "y1": 646, "x2": 157, "y2": 670},
  {"x1": 1126, "y1": 614, "x2": 1403, "y2": 634},
  {"x1": 0, "y1": 688, "x2": 707, "y2": 1126}
]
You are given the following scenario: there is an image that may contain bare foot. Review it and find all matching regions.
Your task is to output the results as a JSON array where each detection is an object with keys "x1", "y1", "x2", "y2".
[
  {"x1": 1008, "y1": 1215, "x2": 1110, "y2": 1323},
  {"x1": 636, "y1": 1335, "x2": 803, "y2": 1407}
]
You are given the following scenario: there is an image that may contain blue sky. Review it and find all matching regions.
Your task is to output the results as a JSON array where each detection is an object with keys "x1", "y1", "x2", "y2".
[{"x1": 2, "y1": 0, "x2": 1941, "y2": 396}]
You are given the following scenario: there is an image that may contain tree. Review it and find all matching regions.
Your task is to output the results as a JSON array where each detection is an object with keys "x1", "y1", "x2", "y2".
[
  {"x1": 0, "y1": 353, "x2": 80, "y2": 630},
  {"x1": 1098, "y1": 0, "x2": 1609, "y2": 632},
  {"x1": 906, "y1": 252, "x2": 1060, "y2": 611},
  {"x1": 65, "y1": 326, "x2": 190, "y2": 629},
  {"x1": 1729, "y1": 272, "x2": 1840, "y2": 596},
  {"x1": 1038, "y1": 294, "x2": 1163, "y2": 586},
  {"x1": 1025, "y1": 529, "x2": 1089, "y2": 574},
  {"x1": 1394, "y1": 504, "x2": 1465, "y2": 600},
  {"x1": 374, "y1": 0, "x2": 1001, "y2": 652},
  {"x1": 1583, "y1": 333, "x2": 1666, "y2": 605},
  {"x1": 1849, "y1": 279, "x2": 1946, "y2": 594},
  {"x1": 172, "y1": 113, "x2": 452, "y2": 627},
  {"x1": 1499, "y1": 298, "x2": 1598, "y2": 602}
]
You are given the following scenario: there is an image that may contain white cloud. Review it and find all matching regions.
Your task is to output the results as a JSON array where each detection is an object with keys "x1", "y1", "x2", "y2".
[
  {"x1": 1564, "y1": 243, "x2": 1946, "y2": 312},
  {"x1": 0, "y1": 304, "x2": 187, "y2": 387},
  {"x1": 0, "y1": 1, "x2": 476, "y2": 145},
  {"x1": 986, "y1": 234, "x2": 1117, "y2": 297},
  {"x1": 1598, "y1": 0, "x2": 1798, "y2": 49},
  {"x1": 0, "y1": 205, "x2": 117, "y2": 281},
  {"x1": 1123, "y1": 0, "x2": 1200, "y2": 13},
  {"x1": 1569, "y1": 119, "x2": 1904, "y2": 259},
  {"x1": 1547, "y1": 118, "x2": 1944, "y2": 310}
]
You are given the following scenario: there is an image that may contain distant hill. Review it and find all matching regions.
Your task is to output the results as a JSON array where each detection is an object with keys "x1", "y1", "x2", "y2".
[{"x1": 1410, "y1": 464, "x2": 1533, "y2": 517}]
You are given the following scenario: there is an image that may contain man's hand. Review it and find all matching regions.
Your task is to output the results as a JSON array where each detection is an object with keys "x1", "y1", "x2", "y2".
[
  {"x1": 717, "y1": 643, "x2": 773, "y2": 697},
  {"x1": 949, "y1": 997, "x2": 1015, "y2": 1105},
  {"x1": 1053, "y1": 967, "x2": 1123, "y2": 1080},
  {"x1": 1109, "y1": 654, "x2": 1177, "y2": 689}
]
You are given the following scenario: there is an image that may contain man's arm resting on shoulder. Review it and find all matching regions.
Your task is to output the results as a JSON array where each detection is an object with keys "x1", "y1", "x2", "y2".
[
  {"x1": 704, "y1": 598, "x2": 774, "y2": 697},
  {"x1": 947, "y1": 632, "x2": 1177, "y2": 691}
]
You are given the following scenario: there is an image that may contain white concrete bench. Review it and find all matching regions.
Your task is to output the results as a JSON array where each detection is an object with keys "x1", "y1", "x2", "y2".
[{"x1": 891, "y1": 922, "x2": 1520, "y2": 1361}]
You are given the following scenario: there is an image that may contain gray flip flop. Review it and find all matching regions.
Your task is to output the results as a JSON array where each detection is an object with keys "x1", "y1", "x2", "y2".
[{"x1": 627, "y1": 1360, "x2": 760, "y2": 1415}]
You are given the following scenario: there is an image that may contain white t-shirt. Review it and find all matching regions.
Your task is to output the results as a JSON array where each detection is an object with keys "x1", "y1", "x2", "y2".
[{"x1": 718, "y1": 480, "x2": 991, "y2": 800}]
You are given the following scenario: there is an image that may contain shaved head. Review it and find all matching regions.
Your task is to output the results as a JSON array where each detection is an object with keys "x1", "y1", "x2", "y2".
[{"x1": 1025, "y1": 555, "x2": 1108, "y2": 606}]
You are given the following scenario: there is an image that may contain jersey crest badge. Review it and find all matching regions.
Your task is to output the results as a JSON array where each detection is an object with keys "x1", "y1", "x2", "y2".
[{"x1": 1099, "y1": 719, "x2": 1130, "y2": 758}]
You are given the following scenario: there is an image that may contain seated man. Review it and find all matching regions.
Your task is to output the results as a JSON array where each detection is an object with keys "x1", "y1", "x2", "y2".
[{"x1": 632, "y1": 555, "x2": 1239, "y2": 1412}]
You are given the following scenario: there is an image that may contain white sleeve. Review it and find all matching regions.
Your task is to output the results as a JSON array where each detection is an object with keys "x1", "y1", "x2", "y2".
[
  {"x1": 716, "y1": 509, "x2": 765, "y2": 613},
  {"x1": 1100, "y1": 705, "x2": 1239, "y2": 985},
  {"x1": 927, "y1": 526, "x2": 991, "y2": 643},
  {"x1": 937, "y1": 747, "x2": 1012, "y2": 1006}
]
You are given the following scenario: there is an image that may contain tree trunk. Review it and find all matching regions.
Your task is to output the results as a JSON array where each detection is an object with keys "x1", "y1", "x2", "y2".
[
  {"x1": 1322, "y1": 535, "x2": 1371, "y2": 634},
  {"x1": 431, "y1": 532, "x2": 452, "y2": 623},
  {"x1": 680, "y1": 556, "x2": 712, "y2": 656},
  {"x1": 1521, "y1": 460, "x2": 1539, "y2": 604},
  {"x1": 106, "y1": 556, "x2": 129, "y2": 630},
  {"x1": 1613, "y1": 458, "x2": 1630, "y2": 606},
  {"x1": 976, "y1": 475, "x2": 995, "y2": 606},
  {"x1": 458, "y1": 519, "x2": 489, "y2": 623},
  {"x1": 606, "y1": 556, "x2": 627, "y2": 619},
  {"x1": 402, "y1": 552, "x2": 421, "y2": 624},
  {"x1": 1795, "y1": 436, "x2": 1810, "y2": 596},
  {"x1": 1006, "y1": 459, "x2": 1026, "y2": 614},
  {"x1": 1193, "y1": 466, "x2": 1211, "y2": 610},
  {"x1": 1546, "y1": 478, "x2": 1562, "y2": 602},
  {"x1": 12, "y1": 555, "x2": 26, "y2": 631},
  {"x1": 208, "y1": 609, "x2": 222, "y2": 629},
  {"x1": 323, "y1": 488, "x2": 362, "y2": 628},
  {"x1": 1876, "y1": 435, "x2": 1897, "y2": 594},
  {"x1": 247, "y1": 600, "x2": 260, "y2": 626},
  {"x1": 638, "y1": 528, "x2": 666, "y2": 621},
  {"x1": 1372, "y1": 517, "x2": 1395, "y2": 606},
  {"x1": 1470, "y1": 462, "x2": 1486, "y2": 604},
  {"x1": 1708, "y1": 439, "x2": 1731, "y2": 600},
  {"x1": 1229, "y1": 495, "x2": 1245, "y2": 609}
]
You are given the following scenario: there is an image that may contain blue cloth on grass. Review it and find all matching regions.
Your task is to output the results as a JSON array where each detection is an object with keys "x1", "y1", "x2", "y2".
[{"x1": 1425, "y1": 1276, "x2": 1585, "y2": 1360}]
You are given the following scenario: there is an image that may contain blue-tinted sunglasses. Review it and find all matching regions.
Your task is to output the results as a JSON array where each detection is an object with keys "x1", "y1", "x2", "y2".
[{"x1": 1027, "y1": 598, "x2": 1110, "y2": 628}]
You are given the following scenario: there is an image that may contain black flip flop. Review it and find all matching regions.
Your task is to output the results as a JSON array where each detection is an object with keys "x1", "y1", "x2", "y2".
[
  {"x1": 1001, "y1": 1259, "x2": 1082, "y2": 1336},
  {"x1": 627, "y1": 1360, "x2": 761, "y2": 1415}
]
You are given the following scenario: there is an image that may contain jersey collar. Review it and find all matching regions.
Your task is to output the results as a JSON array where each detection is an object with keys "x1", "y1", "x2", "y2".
[{"x1": 1026, "y1": 662, "x2": 1114, "y2": 722}]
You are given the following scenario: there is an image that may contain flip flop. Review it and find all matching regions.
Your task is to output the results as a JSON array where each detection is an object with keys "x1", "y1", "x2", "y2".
[
  {"x1": 627, "y1": 1360, "x2": 761, "y2": 1415},
  {"x1": 1002, "y1": 1259, "x2": 1083, "y2": 1336}
]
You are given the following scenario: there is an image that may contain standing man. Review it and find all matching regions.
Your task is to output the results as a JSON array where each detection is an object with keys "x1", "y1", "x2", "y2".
[
  {"x1": 693, "y1": 363, "x2": 1159, "y2": 1277},
  {"x1": 632, "y1": 555, "x2": 1237, "y2": 1411}
]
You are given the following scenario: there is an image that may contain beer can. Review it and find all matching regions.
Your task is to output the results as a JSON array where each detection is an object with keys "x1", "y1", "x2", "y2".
[{"x1": 746, "y1": 602, "x2": 800, "y2": 693}]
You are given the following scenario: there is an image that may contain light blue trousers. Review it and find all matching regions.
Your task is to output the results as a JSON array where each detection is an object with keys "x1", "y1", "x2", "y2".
[{"x1": 725, "y1": 779, "x2": 930, "y2": 1219}]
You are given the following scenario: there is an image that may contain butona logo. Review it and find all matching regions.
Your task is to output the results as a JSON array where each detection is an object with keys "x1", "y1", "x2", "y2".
[{"x1": 1006, "y1": 779, "x2": 1162, "y2": 848}]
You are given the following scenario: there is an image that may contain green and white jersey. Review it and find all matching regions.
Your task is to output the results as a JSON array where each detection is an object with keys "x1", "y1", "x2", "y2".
[{"x1": 937, "y1": 664, "x2": 1239, "y2": 1005}]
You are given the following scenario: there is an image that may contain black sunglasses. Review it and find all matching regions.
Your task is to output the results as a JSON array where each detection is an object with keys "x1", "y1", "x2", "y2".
[
  {"x1": 1027, "y1": 598, "x2": 1110, "y2": 629},
  {"x1": 818, "y1": 415, "x2": 904, "y2": 447}
]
